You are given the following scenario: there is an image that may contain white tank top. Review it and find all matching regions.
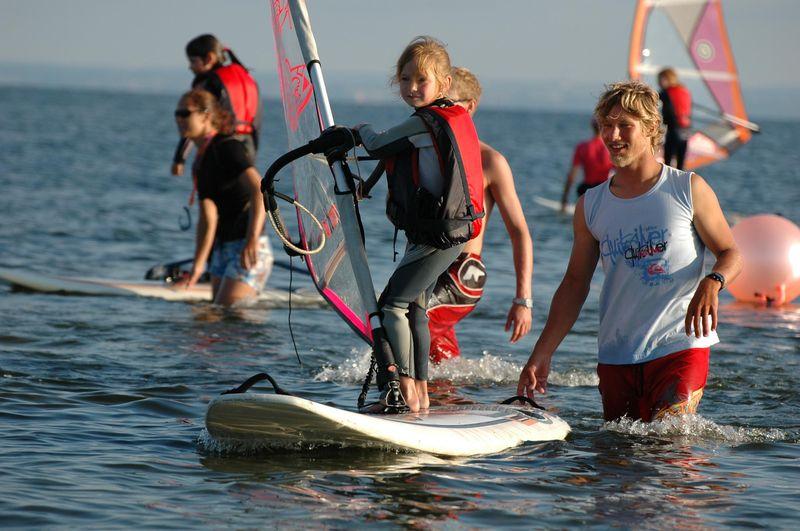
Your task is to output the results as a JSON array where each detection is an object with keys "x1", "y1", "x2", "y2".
[{"x1": 583, "y1": 164, "x2": 718, "y2": 365}]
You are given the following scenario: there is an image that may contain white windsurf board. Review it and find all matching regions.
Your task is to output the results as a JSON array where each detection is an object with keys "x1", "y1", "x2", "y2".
[
  {"x1": 205, "y1": 393, "x2": 570, "y2": 457},
  {"x1": 0, "y1": 268, "x2": 324, "y2": 307},
  {"x1": 534, "y1": 196, "x2": 575, "y2": 215}
]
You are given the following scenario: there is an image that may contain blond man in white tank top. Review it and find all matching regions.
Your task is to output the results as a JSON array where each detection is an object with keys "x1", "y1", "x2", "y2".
[{"x1": 517, "y1": 81, "x2": 742, "y2": 422}]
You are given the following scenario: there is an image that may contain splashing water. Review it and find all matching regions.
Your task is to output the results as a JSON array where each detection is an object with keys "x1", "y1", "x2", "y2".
[
  {"x1": 429, "y1": 351, "x2": 523, "y2": 384},
  {"x1": 549, "y1": 367, "x2": 599, "y2": 388},
  {"x1": 604, "y1": 414, "x2": 788, "y2": 445},
  {"x1": 315, "y1": 350, "x2": 600, "y2": 388},
  {"x1": 314, "y1": 348, "x2": 373, "y2": 384}
]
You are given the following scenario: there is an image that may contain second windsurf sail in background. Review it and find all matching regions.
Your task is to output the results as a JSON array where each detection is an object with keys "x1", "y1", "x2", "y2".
[{"x1": 629, "y1": 0, "x2": 759, "y2": 169}]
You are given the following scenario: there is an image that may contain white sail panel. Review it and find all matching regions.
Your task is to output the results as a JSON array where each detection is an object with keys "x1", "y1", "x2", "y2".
[{"x1": 269, "y1": 0, "x2": 379, "y2": 343}]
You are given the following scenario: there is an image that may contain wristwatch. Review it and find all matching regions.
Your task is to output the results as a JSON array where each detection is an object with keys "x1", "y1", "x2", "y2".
[
  {"x1": 512, "y1": 297, "x2": 533, "y2": 308},
  {"x1": 705, "y1": 272, "x2": 725, "y2": 290}
]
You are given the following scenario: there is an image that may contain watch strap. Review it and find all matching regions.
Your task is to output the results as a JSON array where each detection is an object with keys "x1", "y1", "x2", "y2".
[{"x1": 705, "y1": 272, "x2": 725, "y2": 289}]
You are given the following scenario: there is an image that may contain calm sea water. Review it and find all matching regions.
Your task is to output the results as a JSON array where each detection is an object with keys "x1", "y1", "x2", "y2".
[{"x1": 1, "y1": 85, "x2": 799, "y2": 528}]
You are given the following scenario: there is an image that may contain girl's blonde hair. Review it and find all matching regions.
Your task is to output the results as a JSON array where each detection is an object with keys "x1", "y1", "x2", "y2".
[
  {"x1": 392, "y1": 36, "x2": 451, "y2": 94},
  {"x1": 594, "y1": 80, "x2": 663, "y2": 151}
]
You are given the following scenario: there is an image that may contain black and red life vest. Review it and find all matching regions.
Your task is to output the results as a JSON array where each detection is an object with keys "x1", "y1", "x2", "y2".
[
  {"x1": 384, "y1": 100, "x2": 484, "y2": 249},
  {"x1": 215, "y1": 63, "x2": 260, "y2": 135},
  {"x1": 666, "y1": 85, "x2": 692, "y2": 129}
]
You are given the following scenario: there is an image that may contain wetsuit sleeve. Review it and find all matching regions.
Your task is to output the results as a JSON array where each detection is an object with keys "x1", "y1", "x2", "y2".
[
  {"x1": 357, "y1": 116, "x2": 428, "y2": 158},
  {"x1": 173, "y1": 138, "x2": 194, "y2": 164}
]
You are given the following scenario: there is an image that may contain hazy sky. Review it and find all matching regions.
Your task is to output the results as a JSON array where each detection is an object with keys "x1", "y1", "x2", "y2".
[{"x1": 2, "y1": 0, "x2": 798, "y2": 89}]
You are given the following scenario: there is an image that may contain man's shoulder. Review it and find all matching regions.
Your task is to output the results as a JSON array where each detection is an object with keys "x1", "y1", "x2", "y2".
[
  {"x1": 479, "y1": 142, "x2": 507, "y2": 169},
  {"x1": 479, "y1": 142, "x2": 512, "y2": 185}
]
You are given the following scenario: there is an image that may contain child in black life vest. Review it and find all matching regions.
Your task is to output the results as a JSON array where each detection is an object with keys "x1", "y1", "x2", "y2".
[{"x1": 342, "y1": 36, "x2": 485, "y2": 411}]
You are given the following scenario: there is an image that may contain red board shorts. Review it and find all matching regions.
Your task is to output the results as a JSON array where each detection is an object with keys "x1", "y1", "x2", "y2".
[
  {"x1": 597, "y1": 347, "x2": 709, "y2": 422},
  {"x1": 426, "y1": 253, "x2": 486, "y2": 363}
]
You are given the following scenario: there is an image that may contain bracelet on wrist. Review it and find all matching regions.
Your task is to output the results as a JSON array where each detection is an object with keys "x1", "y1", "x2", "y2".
[{"x1": 512, "y1": 297, "x2": 533, "y2": 309}]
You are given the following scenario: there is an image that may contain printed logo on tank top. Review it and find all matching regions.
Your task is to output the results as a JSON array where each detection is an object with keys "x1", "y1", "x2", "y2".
[{"x1": 599, "y1": 223, "x2": 674, "y2": 286}]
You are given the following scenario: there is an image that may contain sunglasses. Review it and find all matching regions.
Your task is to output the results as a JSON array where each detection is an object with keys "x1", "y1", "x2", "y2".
[{"x1": 174, "y1": 108, "x2": 205, "y2": 118}]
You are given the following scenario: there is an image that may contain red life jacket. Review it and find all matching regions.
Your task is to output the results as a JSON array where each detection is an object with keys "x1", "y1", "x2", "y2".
[
  {"x1": 215, "y1": 63, "x2": 259, "y2": 134},
  {"x1": 384, "y1": 100, "x2": 484, "y2": 249},
  {"x1": 666, "y1": 85, "x2": 692, "y2": 129}
]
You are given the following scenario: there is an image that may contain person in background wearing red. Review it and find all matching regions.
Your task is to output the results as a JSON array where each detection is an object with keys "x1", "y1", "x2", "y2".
[
  {"x1": 658, "y1": 67, "x2": 692, "y2": 170},
  {"x1": 561, "y1": 118, "x2": 613, "y2": 213},
  {"x1": 172, "y1": 34, "x2": 262, "y2": 177}
]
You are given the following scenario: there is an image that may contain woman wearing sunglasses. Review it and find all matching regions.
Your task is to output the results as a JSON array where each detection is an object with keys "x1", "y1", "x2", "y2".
[{"x1": 172, "y1": 89, "x2": 272, "y2": 306}]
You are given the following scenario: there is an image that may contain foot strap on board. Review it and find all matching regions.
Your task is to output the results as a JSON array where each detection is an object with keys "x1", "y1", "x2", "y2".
[
  {"x1": 357, "y1": 357, "x2": 409, "y2": 414},
  {"x1": 222, "y1": 372, "x2": 293, "y2": 396},
  {"x1": 500, "y1": 395, "x2": 545, "y2": 410},
  {"x1": 359, "y1": 380, "x2": 410, "y2": 414}
]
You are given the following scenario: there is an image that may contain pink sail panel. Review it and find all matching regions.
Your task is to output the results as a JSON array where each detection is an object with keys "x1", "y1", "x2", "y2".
[{"x1": 689, "y1": 0, "x2": 752, "y2": 145}]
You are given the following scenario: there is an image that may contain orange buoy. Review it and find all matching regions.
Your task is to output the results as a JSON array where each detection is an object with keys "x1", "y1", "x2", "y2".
[{"x1": 727, "y1": 214, "x2": 800, "y2": 306}]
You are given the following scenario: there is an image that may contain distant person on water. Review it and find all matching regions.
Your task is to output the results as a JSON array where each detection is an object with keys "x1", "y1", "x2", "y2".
[
  {"x1": 560, "y1": 118, "x2": 613, "y2": 213},
  {"x1": 517, "y1": 80, "x2": 742, "y2": 422},
  {"x1": 171, "y1": 34, "x2": 262, "y2": 177},
  {"x1": 426, "y1": 67, "x2": 532, "y2": 364},
  {"x1": 172, "y1": 89, "x2": 273, "y2": 306},
  {"x1": 658, "y1": 67, "x2": 692, "y2": 170},
  {"x1": 324, "y1": 37, "x2": 484, "y2": 412}
]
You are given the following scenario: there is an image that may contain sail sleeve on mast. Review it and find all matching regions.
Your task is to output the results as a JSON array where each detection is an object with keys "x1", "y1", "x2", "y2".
[
  {"x1": 629, "y1": 0, "x2": 758, "y2": 169},
  {"x1": 268, "y1": 0, "x2": 379, "y2": 344}
]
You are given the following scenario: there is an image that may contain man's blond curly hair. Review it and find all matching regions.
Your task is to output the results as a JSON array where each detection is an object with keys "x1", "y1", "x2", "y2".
[{"x1": 594, "y1": 80, "x2": 663, "y2": 152}]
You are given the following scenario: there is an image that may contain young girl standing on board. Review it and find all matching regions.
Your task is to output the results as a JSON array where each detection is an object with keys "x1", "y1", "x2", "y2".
[{"x1": 341, "y1": 37, "x2": 485, "y2": 411}]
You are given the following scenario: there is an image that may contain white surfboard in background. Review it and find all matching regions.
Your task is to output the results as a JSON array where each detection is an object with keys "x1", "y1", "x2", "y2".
[
  {"x1": 0, "y1": 267, "x2": 324, "y2": 307},
  {"x1": 534, "y1": 196, "x2": 575, "y2": 215}
]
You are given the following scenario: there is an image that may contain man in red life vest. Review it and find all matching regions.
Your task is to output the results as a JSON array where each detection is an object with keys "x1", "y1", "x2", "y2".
[
  {"x1": 561, "y1": 118, "x2": 613, "y2": 212},
  {"x1": 658, "y1": 67, "x2": 692, "y2": 170}
]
